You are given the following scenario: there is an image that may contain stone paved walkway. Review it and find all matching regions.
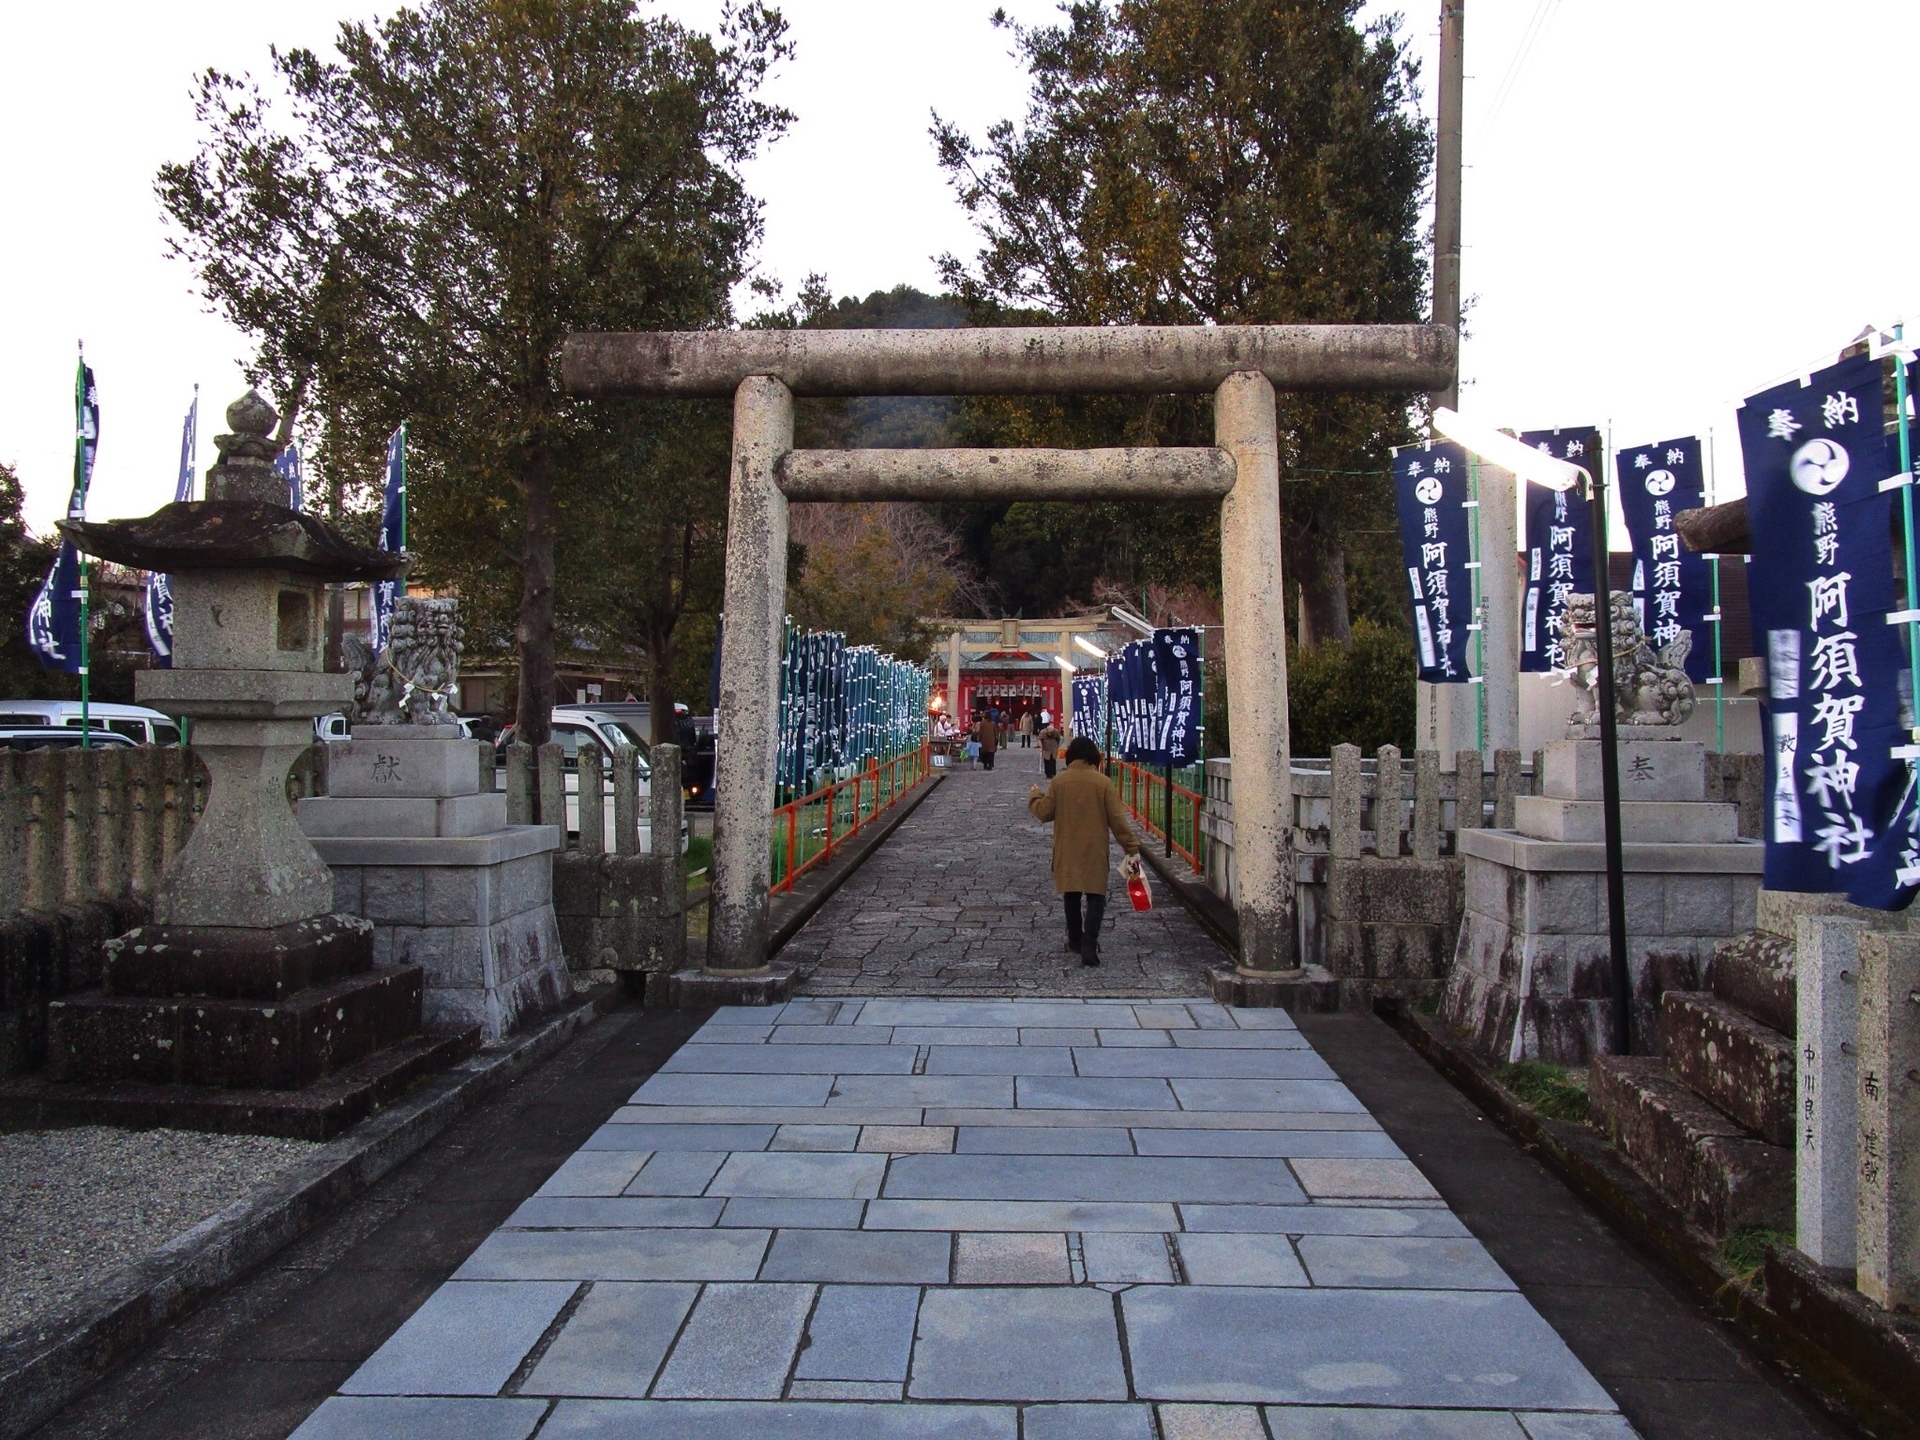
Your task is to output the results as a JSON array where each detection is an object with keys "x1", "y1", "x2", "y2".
[
  {"x1": 787, "y1": 753, "x2": 1220, "y2": 997},
  {"x1": 292, "y1": 996, "x2": 1634, "y2": 1439}
]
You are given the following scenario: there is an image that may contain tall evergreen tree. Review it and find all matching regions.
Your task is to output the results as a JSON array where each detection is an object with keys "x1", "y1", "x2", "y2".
[
  {"x1": 934, "y1": 0, "x2": 1430, "y2": 644},
  {"x1": 159, "y1": 0, "x2": 790, "y2": 744}
]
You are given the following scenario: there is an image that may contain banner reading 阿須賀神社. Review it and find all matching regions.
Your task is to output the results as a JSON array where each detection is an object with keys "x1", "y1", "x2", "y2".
[
  {"x1": 1520, "y1": 426, "x2": 1601, "y2": 672},
  {"x1": 1617, "y1": 435, "x2": 1717, "y2": 684},
  {"x1": 1739, "y1": 352, "x2": 1916, "y2": 910},
  {"x1": 1392, "y1": 440, "x2": 1475, "y2": 682}
]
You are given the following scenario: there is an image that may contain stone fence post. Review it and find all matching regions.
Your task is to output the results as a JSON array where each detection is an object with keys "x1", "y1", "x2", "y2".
[
  {"x1": 1857, "y1": 931, "x2": 1920, "y2": 1309},
  {"x1": 577, "y1": 737, "x2": 605, "y2": 855},
  {"x1": 1374, "y1": 745, "x2": 1404, "y2": 858},
  {"x1": 1329, "y1": 745, "x2": 1363, "y2": 859},
  {"x1": 1796, "y1": 915, "x2": 1867, "y2": 1268}
]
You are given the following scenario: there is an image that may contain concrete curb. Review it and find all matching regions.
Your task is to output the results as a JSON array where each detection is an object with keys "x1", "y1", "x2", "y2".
[
  {"x1": 768, "y1": 772, "x2": 945, "y2": 956},
  {"x1": 1138, "y1": 844, "x2": 1239, "y2": 955},
  {"x1": 1379, "y1": 1000, "x2": 1920, "y2": 1440},
  {"x1": 0, "y1": 990, "x2": 617, "y2": 1440}
]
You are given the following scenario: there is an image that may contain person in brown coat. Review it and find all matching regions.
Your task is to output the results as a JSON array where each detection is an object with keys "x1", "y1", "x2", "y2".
[
  {"x1": 1038, "y1": 721, "x2": 1062, "y2": 779},
  {"x1": 1027, "y1": 736, "x2": 1141, "y2": 966},
  {"x1": 973, "y1": 711, "x2": 999, "y2": 771}
]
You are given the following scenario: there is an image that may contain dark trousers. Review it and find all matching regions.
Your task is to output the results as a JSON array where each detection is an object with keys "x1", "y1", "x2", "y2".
[
  {"x1": 981, "y1": 749, "x2": 995, "y2": 770},
  {"x1": 1043, "y1": 758, "x2": 1057, "y2": 778},
  {"x1": 1021, "y1": 733, "x2": 1032, "y2": 746},
  {"x1": 1064, "y1": 892, "x2": 1107, "y2": 950}
]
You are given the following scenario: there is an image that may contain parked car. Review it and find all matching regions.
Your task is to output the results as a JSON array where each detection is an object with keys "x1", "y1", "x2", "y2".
[
  {"x1": 0, "y1": 726, "x2": 137, "y2": 752},
  {"x1": 314, "y1": 712, "x2": 486, "y2": 743},
  {"x1": 495, "y1": 714, "x2": 687, "y2": 854},
  {"x1": 0, "y1": 700, "x2": 180, "y2": 745}
]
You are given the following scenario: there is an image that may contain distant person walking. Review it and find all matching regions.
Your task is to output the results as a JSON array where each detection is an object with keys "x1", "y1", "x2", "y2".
[
  {"x1": 1019, "y1": 712, "x2": 1035, "y2": 748},
  {"x1": 1028, "y1": 737, "x2": 1141, "y2": 966},
  {"x1": 974, "y1": 711, "x2": 999, "y2": 771},
  {"x1": 1038, "y1": 721, "x2": 1062, "y2": 779}
]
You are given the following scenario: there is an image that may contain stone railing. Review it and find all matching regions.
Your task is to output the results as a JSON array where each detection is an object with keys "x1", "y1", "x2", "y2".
[
  {"x1": 501, "y1": 739, "x2": 689, "y2": 995},
  {"x1": 1202, "y1": 745, "x2": 1762, "y2": 1003}
]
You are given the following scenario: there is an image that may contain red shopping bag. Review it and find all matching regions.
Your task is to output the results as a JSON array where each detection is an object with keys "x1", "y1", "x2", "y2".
[{"x1": 1127, "y1": 865, "x2": 1153, "y2": 912}]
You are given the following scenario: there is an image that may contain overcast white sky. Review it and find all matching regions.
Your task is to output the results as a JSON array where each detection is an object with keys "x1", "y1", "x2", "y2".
[{"x1": 4, "y1": 1, "x2": 1920, "y2": 537}]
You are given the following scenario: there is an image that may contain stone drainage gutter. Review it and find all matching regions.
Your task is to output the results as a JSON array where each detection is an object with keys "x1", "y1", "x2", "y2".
[
  {"x1": 1379, "y1": 1000, "x2": 1920, "y2": 1440},
  {"x1": 0, "y1": 991, "x2": 617, "y2": 1440}
]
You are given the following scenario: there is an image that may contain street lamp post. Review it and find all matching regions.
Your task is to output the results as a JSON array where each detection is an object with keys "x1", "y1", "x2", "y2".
[{"x1": 1433, "y1": 410, "x2": 1633, "y2": 1054}]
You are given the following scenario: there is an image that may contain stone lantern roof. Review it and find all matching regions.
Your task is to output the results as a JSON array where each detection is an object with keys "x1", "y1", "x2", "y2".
[{"x1": 58, "y1": 389, "x2": 407, "y2": 583}]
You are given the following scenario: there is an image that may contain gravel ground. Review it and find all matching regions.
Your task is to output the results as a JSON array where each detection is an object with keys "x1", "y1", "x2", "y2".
[{"x1": 0, "y1": 1127, "x2": 319, "y2": 1337}]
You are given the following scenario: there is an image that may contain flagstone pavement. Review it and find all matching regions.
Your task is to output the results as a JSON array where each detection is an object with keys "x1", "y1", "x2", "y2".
[
  {"x1": 786, "y1": 752, "x2": 1223, "y2": 997},
  {"x1": 291, "y1": 995, "x2": 1636, "y2": 1440}
]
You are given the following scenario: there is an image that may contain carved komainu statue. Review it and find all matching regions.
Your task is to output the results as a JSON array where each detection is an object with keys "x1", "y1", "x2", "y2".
[
  {"x1": 344, "y1": 597, "x2": 463, "y2": 725},
  {"x1": 1554, "y1": 591, "x2": 1696, "y2": 728}
]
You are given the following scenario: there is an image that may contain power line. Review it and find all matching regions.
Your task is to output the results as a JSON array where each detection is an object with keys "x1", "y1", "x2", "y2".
[{"x1": 1479, "y1": 0, "x2": 1564, "y2": 139}]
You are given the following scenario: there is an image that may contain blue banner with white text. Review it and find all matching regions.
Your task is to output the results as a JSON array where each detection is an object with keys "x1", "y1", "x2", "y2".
[
  {"x1": 1617, "y1": 435, "x2": 1716, "y2": 684},
  {"x1": 145, "y1": 394, "x2": 197, "y2": 667},
  {"x1": 372, "y1": 425, "x2": 405, "y2": 654},
  {"x1": 29, "y1": 361, "x2": 98, "y2": 674},
  {"x1": 1392, "y1": 440, "x2": 1475, "y2": 682},
  {"x1": 1520, "y1": 426, "x2": 1601, "y2": 672},
  {"x1": 1738, "y1": 353, "x2": 1913, "y2": 909}
]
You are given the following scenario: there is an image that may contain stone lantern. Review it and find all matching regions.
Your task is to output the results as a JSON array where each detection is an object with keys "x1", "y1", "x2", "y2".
[{"x1": 46, "y1": 392, "x2": 464, "y2": 1129}]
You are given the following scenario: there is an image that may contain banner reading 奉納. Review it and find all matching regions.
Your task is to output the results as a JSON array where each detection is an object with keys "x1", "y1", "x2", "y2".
[
  {"x1": 1391, "y1": 440, "x2": 1475, "y2": 682},
  {"x1": 144, "y1": 393, "x2": 197, "y2": 668},
  {"x1": 1738, "y1": 352, "x2": 1915, "y2": 909},
  {"x1": 1519, "y1": 426, "x2": 1601, "y2": 672},
  {"x1": 1616, "y1": 435, "x2": 1716, "y2": 683}
]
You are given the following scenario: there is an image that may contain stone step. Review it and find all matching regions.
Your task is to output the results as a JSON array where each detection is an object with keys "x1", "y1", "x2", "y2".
[
  {"x1": 1590, "y1": 1055, "x2": 1792, "y2": 1234},
  {"x1": 1709, "y1": 928, "x2": 1795, "y2": 1035},
  {"x1": 46, "y1": 965, "x2": 426, "y2": 1090},
  {"x1": 1659, "y1": 991, "x2": 1795, "y2": 1145}
]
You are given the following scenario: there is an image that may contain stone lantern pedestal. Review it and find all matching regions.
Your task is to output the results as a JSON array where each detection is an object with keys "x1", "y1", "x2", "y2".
[{"x1": 35, "y1": 392, "x2": 474, "y2": 1137}]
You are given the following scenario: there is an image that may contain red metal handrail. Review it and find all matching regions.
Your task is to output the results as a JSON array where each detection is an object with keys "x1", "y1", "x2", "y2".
[
  {"x1": 1108, "y1": 758, "x2": 1205, "y2": 873},
  {"x1": 771, "y1": 741, "x2": 932, "y2": 894}
]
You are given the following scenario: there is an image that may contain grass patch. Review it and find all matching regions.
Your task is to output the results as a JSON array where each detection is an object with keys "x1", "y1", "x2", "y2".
[
  {"x1": 1496, "y1": 1061, "x2": 1590, "y2": 1123},
  {"x1": 683, "y1": 836, "x2": 712, "y2": 886},
  {"x1": 1720, "y1": 1226, "x2": 1792, "y2": 1280}
]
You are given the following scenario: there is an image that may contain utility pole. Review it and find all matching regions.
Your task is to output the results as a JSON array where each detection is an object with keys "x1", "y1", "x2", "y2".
[{"x1": 1433, "y1": 0, "x2": 1465, "y2": 414}]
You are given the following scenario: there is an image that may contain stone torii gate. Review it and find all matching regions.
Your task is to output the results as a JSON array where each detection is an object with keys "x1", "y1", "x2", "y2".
[{"x1": 564, "y1": 324, "x2": 1454, "y2": 1002}]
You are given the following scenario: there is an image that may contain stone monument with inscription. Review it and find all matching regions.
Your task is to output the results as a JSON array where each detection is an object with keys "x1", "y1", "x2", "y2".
[
  {"x1": 1444, "y1": 592, "x2": 1763, "y2": 1061},
  {"x1": 299, "y1": 597, "x2": 567, "y2": 1038}
]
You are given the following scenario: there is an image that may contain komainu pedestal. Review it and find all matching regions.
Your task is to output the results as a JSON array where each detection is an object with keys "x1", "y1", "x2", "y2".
[
  {"x1": 298, "y1": 599, "x2": 568, "y2": 1039},
  {"x1": 1443, "y1": 594, "x2": 1761, "y2": 1063}
]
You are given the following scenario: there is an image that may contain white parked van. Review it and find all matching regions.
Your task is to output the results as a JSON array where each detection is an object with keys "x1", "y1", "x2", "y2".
[{"x1": 0, "y1": 700, "x2": 182, "y2": 746}]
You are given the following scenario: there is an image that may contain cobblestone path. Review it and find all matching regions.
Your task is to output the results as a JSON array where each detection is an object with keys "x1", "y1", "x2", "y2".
[
  {"x1": 788, "y1": 754, "x2": 1221, "y2": 997},
  {"x1": 295, "y1": 997, "x2": 1631, "y2": 1439}
]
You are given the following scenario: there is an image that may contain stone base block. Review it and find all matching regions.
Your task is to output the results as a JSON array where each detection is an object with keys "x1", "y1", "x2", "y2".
[
  {"x1": 331, "y1": 839, "x2": 569, "y2": 1042},
  {"x1": 1660, "y1": 990, "x2": 1795, "y2": 1146},
  {"x1": 1443, "y1": 829, "x2": 1763, "y2": 1065},
  {"x1": 47, "y1": 964, "x2": 424, "y2": 1090},
  {"x1": 1710, "y1": 929, "x2": 1797, "y2": 1035},
  {"x1": 1514, "y1": 796, "x2": 1737, "y2": 844},
  {"x1": 1542, "y1": 738, "x2": 1705, "y2": 803},
  {"x1": 1590, "y1": 1055, "x2": 1792, "y2": 1234},
  {"x1": 667, "y1": 964, "x2": 801, "y2": 1007},
  {"x1": 326, "y1": 728, "x2": 486, "y2": 798},
  {"x1": 1756, "y1": 887, "x2": 1920, "y2": 940},
  {"x1": 102, "y1": 913, "x2": 373, "y2": 1001},
  {"x1": 1207, "y1": 964, "x2": 1339, "y2": 1012},
  {"x1": 299, "y1": 791, "x2": 507, "y2": 839},
  {"x1": 0, "y1": 1027, "x2": 478, "y2": 1140}
]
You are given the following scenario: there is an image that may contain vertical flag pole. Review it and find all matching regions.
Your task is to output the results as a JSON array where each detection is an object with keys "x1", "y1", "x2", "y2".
[
  {"x1": 396, "y1": 422, "x2": 408, "y2": 597},
  {"x1": 74, "y1": 351, "x2": 90, "y2": 749},
  {"x1": 1705, "y1": 432, "x2": 1725, "y2": 754},
  {"x1": 1894, "y1": 326, "x2": 1920, "y2": 746},
  {"x1": 1467, "y1": 454, "x2": 1485, "y2": 752},
  {"x1": 1586, "y1": 460, "x2": 1631, "y2": 1056}
]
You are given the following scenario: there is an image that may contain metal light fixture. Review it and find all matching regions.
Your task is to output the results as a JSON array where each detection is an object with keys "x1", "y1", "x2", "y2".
[
  {"x1": 1073, "y1": 635, "x2": 1108, "y2": 660},
  {"x1": 1055, "y1": 655, "x2": 1078, "y2": 673},
  {"x1": 1431, "y1": 408, "x2": 1633, "y2": 1055}
]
